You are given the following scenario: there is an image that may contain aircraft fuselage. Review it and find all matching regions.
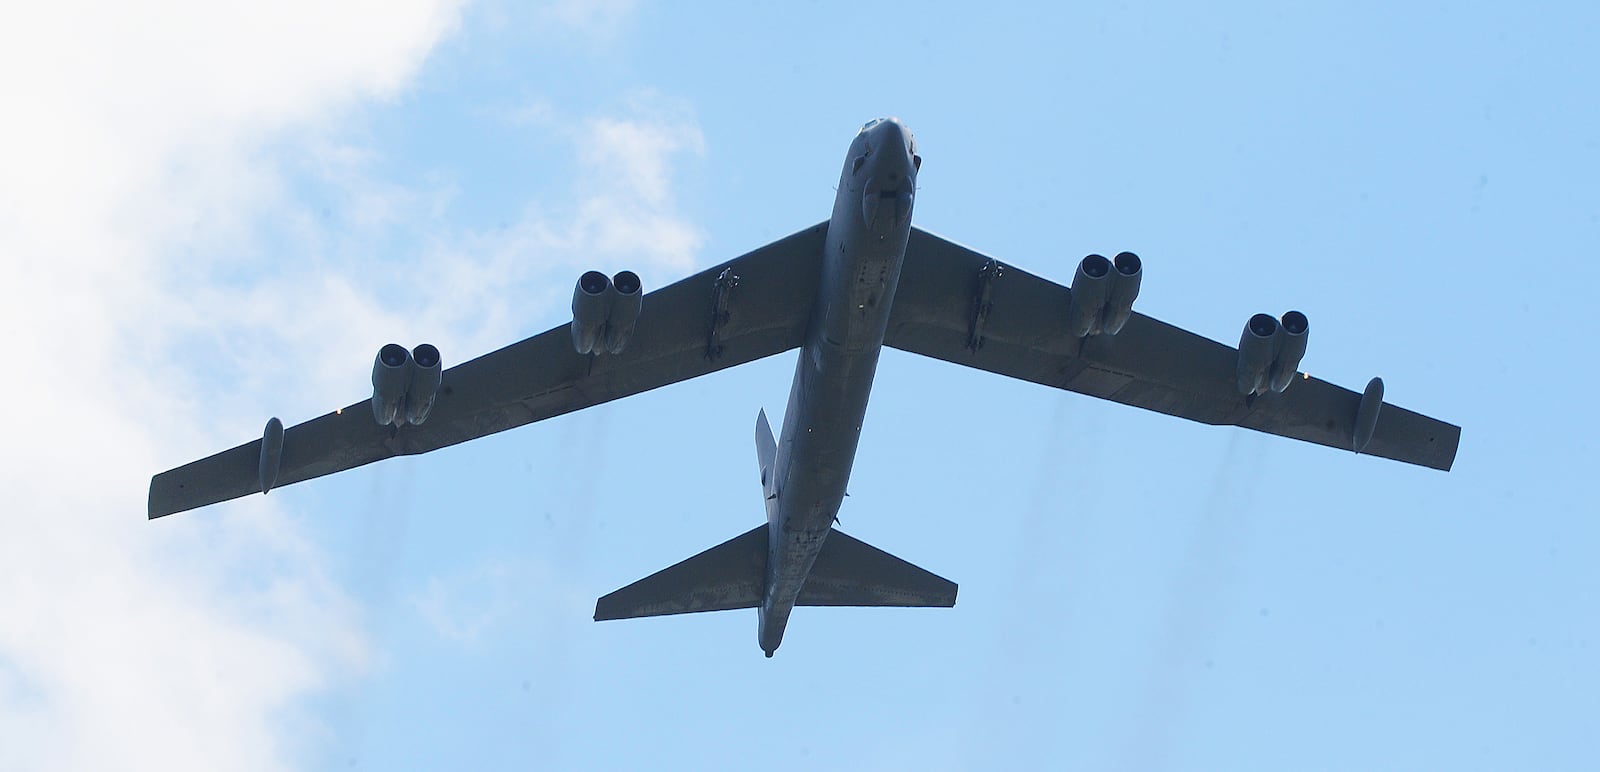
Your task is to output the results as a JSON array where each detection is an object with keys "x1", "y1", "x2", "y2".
[{"x1": 759, "y1": 118, "x2": 920, "y2": 655}]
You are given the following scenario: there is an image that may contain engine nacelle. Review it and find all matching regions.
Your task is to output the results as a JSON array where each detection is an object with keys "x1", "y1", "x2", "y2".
[
  {"x1": 1268, "y1": 311, "x2": 1309, "y2": 393},
  {"x1": 404, "y1": 343, "x2": 442, "y2": 425},
  {"x1": 602, "y1": 271, "x2": 643, "y2": 354},
  {"x1": 1236, "y1": 313, "x2": 1280, "y2": 395},
  {"x1": 571, "y1": 271, "x2": 613, "y2": 355},
  {"x1": 1102, "y1": 251, "x2": 1142, "y2": 335},
  {"x1": 1237, "y1": 311, "x2": 1313, "y2": 396},
  {"x1": 1065, "y1": 254, "x2": 1113, "y2": 338},
  {"x1": 371, "y1": 343, "x2": 413, "y2": 426}
]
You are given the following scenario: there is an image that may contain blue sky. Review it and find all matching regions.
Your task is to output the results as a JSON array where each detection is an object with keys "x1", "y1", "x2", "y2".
[{"x1": 3, "y1": 2, "x2": 1598, "y2": 770}]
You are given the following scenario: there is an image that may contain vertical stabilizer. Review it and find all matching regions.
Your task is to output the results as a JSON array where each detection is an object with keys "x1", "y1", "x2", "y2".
[{"x1": 755, "y1": 409, "x2": 778, "y2": 502}]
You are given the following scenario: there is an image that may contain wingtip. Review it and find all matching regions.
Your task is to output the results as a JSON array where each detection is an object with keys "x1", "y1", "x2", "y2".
[
  {"x1": 1437, "y1": 424, "x2": 1462, "y2": 472},
  {"x1": 146, "y1": 478, "x2": 162, "y2": 520},
  {"x1": 146, "y1": 473, "x2": 190, "y2": 520}
]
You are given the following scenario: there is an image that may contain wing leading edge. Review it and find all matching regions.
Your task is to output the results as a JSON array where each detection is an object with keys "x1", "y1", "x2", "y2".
[
  {"x1": 886, "y1": 227, "x2": 1459, "y2": 471},
  {"x1": 148, "y1": 222, "x2": 829, "y2": 519}
]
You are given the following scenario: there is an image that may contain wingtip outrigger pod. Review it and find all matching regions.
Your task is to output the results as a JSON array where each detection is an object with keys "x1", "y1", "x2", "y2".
[
  {"x1": 259, "y1": 416, "x2": 284, "y2": 494},
  {"x1": 1353, "y1": 377, "x2": 1384, "y2": 454}
]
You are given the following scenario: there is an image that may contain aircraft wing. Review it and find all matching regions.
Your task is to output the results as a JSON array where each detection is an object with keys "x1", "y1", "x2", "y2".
[
  {"x1": 148, "y1": 222, "x2": 829, "y2": 519},
  {"x1": 886, "y1": 227, "x2": 1460, "y2": 471}
]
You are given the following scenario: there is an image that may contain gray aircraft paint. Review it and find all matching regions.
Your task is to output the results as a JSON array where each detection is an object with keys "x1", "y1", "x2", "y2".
[
  {"x1": 758, "y1": 118, "x2": 920, "y2": 655},
  {"x1": 148, "y1": 117, "x2": 1458, "y2": 658}
]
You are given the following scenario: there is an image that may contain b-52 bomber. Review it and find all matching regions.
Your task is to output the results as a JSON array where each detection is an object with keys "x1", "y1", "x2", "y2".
[{"x1": 150, "y1": 118, "x2": 1459, "y2": 657}]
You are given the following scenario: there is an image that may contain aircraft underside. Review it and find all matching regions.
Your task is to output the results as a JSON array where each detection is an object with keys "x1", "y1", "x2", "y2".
[{"x1": 148, "y1": 117, "x2": 1459, "y2": 657}]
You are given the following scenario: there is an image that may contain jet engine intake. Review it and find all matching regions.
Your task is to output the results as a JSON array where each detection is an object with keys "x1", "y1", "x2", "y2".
[
  {"x1": 1236, "y1": 314, "x2": 1280, "y2": 396},
  {"x1": 1066, "y1": 252, "x2": 1142, "y2": 338},
  {"x1": 1101, "y1": 251, "x2": 1142, "y2": 335},
  {"x1": 404, "y1": 343, "x2": 442, "y2": 425},
  {"x1": 603, "y1": 271, "x2": 643, "y2": 354},
  {"x1": 1268, "y1": 311, "x2": 1309, "y2": 393},
  {"x1": 571, "y1": 270, "x2": 646, "y2": 355},
  {"x1": 571, "y1": 271, "x2": 613, "y2": 355},
  {"x1": 1237, "y1": 311, "x2": 1313, "y2": 396},
  {"x1": 371, "y1": 343, "x2": 413, "y2": 426},
  {"x1": 1065, "y1": 254, "x2": 1113, "y2": 338}
]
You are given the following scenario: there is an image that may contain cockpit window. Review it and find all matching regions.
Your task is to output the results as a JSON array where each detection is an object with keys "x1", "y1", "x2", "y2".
[{"x1": 860, "y1": 118, "x2": 882, "y2": 132}]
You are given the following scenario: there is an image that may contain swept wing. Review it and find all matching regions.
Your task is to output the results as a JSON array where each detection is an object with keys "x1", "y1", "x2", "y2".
[
  {"x1": 886, "y1": 228, "x2": 1459, "y2": 470},
  {"x1": 148, "y1": 223, "x2": 828, "y2": 518}
]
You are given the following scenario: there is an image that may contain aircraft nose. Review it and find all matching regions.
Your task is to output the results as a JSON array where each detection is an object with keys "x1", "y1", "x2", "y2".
[
  {"x1": 862, "y1": 118, "x2": 917, "y2": 180},
  {"x1": 853, "y1": 118, "x2": 918, "y2": 227},
  {"x1": 870, "y1": 118, "x2": 912, "y2": 154}
]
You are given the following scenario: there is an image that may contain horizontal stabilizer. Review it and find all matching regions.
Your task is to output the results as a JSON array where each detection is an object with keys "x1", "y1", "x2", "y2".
[
  {"x1": 594, "y1": 525, "x2": 957, "y2": 622},
  {"x1": 594, "y1": 525, "x2": 767, "y2": 621},
  {"x1": 798, "y1": 529, "x2": 957, "y2": 608}
]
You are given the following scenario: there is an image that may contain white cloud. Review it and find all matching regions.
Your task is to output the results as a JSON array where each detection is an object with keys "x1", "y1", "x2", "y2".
[
  {"x1": 491, "y1": 91, "x2": 709, "y2": 263},
  {"x1": 0, "y1": 1, "x2": 463, "y2": 770},
  {"x1": 530, "y1": 0, "x2": 640, "y2": 43},
  {"x1": 174, "y1": 94, "x2": 708, "y2": 416},
  {"x1": 411, "y1": 568, "x2": 516, "y2": 646},
  {"x1": 409, "y1": 560, "x2": 590, "y2": 646},
  {"x1": 573, "y1": 102, "x2": 708, "y2": 273},
  {"x1": 0, "y1": 1, "x2": 708, "y2": 768}
]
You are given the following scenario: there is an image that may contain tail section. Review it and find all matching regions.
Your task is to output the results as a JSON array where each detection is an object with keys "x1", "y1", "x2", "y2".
[
  {"x1": 797, "y1": 529, "x2": 957, "y2": 608},
  {"x1": 755, "y1": 409, "x2": 776, "y2": 477},
  {"x1": 594, "y1": 525, "x2": 766, "y2": 621},
  {"x1": 755, "y1": 409, "x2": 778, "y2": 504},
  {"x1": 594, "y1": 524, "x2": 956, "y2": 622}
]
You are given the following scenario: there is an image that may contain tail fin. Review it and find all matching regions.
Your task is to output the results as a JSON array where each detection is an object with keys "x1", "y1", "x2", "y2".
[
  {"x1": 594, "y1": 525, "x2": 956, "y2": 621},
  {"x1": 798, "y1": 529, "x2": 957, "y2": 608},
  {"x1": 755, "y1": 409, "x2": 777, "y2": 500},
  {"x1": 594, "y1": 525, "x2": 767, "y2": 621}
]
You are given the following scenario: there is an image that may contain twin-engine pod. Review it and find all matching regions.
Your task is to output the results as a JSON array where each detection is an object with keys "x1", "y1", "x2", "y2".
[
  {"x1": 571, "y1": 270, "x2": 645, "y2": 355},
  {"x1": 370, "y1": 343, "x2": 443, "y2": 427},
  {"x1": 1236, "y1": 311, "x2": 1310, "y2": 396},
  {"x1": 1066, "y1": 252, "x2": 1142, "y2": 337}
]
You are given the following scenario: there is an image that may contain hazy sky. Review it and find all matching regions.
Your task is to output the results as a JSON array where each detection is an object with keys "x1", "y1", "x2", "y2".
[{"x1": 3, "y1": 2, "x2": 1597, "y2": 770}]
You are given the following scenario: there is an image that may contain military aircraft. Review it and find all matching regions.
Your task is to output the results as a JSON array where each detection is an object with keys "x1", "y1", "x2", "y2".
[{"x1": 149, "y1": 117, "x2": 1459, "y2": 657}]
